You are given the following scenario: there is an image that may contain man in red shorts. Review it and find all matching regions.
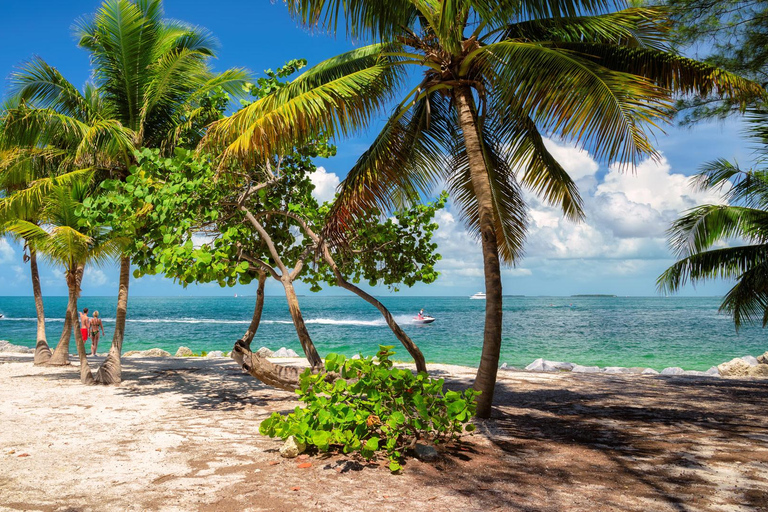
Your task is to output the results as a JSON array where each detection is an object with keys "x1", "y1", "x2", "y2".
[{"x1": 79, "y1": 308, "x2": 90, "y2": 348}]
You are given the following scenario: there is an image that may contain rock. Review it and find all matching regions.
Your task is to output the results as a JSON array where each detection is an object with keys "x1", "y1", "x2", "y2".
[
  {"x1": 572, "y1": 365, "x2": 601, "y2": 373},
  {"x1": 205, "y1": 351, "x2": 224, "y2": 358},
  {"x1": 525, "y1": 358, "x2": 573, "y2": 371},
  {"x1": 705, "y1": 366, "x2": 720, "y2": 376},
  {"x1": 279, "y1": 436, "x2": 306, "y2": 458},
  {"x1": 175, "y1": 346, "x2": 194, "y2": 357},
  {"x1": 272, "y1": 347, "x2": 300, "y2": 358},
  {"x1": 741, "y1": 355, "x2": 759, "y2": 367},
  {"x1": 500, "y1": 363, "x2": 507, "y2": 369},
  {"x1": 749, "y1": 365, "x2": 768, "y2": 378},
  {"x1": 660, "y1": 367, "x2": 685, "y2": 376},
  {"x1": 757, "y1": 351, "x2": 768, "y2": 365},
  {"x1": 414, "y1": 443, "x2": 439, "y2": 462},
  {"x1": 718, "y1": 358, "x2": 752, "y2": 377},
  {"x1": 123, "y1": 348, "x2": 171, "y2": 358},
  {"x1": 642, "y1": 368, "x2": 660, "y2": 375},
  {"x1": 255, "y1": 347, "x2": 274, "y2": 358},
  {"x1": 0, "y1": 341, "x2": 33, "y2": 353},
  {"x1": 604, "y1": 367, "x2": 632, "y2": 374}
]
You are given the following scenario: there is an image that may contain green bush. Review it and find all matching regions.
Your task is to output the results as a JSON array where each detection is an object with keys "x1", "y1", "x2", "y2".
[{"x1": 258, "y1": 346, "x2": 478, "y2": 472}]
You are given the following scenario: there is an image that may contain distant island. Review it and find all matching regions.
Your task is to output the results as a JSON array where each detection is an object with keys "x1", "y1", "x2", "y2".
[{"x1": 571, "y1": 294, "x2": 618, "y2": 297}]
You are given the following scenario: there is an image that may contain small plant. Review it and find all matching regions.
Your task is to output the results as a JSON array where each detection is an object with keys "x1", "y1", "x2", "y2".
[{"x1": 259, "y1": 346, "x2": 478, "y2": 472}]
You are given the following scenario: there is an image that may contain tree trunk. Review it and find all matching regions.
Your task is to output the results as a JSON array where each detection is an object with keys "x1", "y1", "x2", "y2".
[
  {"x1": 330, "y1": 266, "x2": 427, "y2": 373},
  {"x1": 281, "y1": 276, "x2": 322, "y2": 368},
  {"x1": 95, "y1": 255, "x2": 130, "y2": 384},
  {"x1": 68, "y1": 273, "x2": 95, "y2": 385},
  {"x1": 29, "y1": 248, "x2": 52, "y2": 365},
  {"x1": 454, "y1": 87, "x2": 504, "y2": 419},
  {"x1": 231, "y1": 340, "x2": 302, "y2": 391},
  {"x1": 231, "y1": 340, "x2": 340, "y2": 392},
  {"x1": 240, "y1": 271, "x2": 267, "y2": 349},
  {"x1": 47, "y1": 276, "x2": 76, "y2": 367}
]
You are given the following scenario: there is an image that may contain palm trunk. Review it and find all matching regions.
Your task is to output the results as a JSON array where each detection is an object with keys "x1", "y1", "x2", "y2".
[
  {"x1": 95, "y1": 255, "x2": 130, "y2": 384},
  {"x1": 321, "y1": 246, "x2": 427, "y2": 372},
  {"x1": 68, "y1": 268, "x2": 95, "y2": 385},
  {"x1": 48, "y1": 279, "x2": 76, "y2": 367},
  {"x1": 240, "y1": 272, "x2": 267, "y2": 349},
  {"x1": 281, "y1": 276, "x2": 322, "y2": 368},
  {"x1": 455, "y1": 87, "x2": 504, "y2": 419},
  {"x1": 29, "y1": 248, "x2": 52, "y2": 365}
]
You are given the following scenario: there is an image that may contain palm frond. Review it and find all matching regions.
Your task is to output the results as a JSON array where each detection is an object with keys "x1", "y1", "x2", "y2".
[
  {"x1": 657, "y1": 244, "x2": 768, "y2": 295},
  {"x1": 205, "y1": 45, "x2": 407, "y2": 163}
]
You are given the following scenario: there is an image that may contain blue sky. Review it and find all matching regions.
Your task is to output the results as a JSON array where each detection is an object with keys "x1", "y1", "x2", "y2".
[{"x1": 0, "y1": 1, "x2": 758, "y2": 297}]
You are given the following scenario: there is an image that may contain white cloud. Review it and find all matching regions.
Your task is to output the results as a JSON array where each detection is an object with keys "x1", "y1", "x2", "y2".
[
  {"x1": 426, "y1": 146, "x2": 729, "y2": 288},
  {"x1": 0, "y1": 239, "x2": 15, "y2": 264},
  {"x1": 83, "y1": 268, "x2": 108, "y2": 288},
  {"x1": 543, "y1": 138, "x2": 599, "y2": 180},
  {"x1": 309, "y1": 166, "x2": 340, "y2": 204}
]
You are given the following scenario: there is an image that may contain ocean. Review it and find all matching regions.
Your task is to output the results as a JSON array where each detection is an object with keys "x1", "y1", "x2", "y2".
[{"x1": 0, "y1": 295, "x2": 765, "y2": 371}]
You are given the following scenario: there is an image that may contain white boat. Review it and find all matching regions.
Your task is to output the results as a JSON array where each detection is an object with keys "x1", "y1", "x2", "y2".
[
  {"x1": 470, "y1": 292, "x2": 486, "y2": 300},
  {"x1": 413, "y1": 315, "x2": 436, "y2": 324}
]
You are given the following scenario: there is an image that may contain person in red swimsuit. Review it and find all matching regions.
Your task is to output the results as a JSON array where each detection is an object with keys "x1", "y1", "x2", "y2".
[{"x1": 79, "y1": 308, "x2": 90, "y2": 347}]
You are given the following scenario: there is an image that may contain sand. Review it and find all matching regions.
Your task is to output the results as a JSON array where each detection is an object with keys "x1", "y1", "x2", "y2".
[{"x1": 1, "y1": 353, "x2": 767, "y2": 512}]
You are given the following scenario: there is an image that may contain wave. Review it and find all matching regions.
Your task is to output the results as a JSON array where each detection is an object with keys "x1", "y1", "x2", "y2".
[{"x1": 0, "y1": 315, "x2": 423, "y2": 327}]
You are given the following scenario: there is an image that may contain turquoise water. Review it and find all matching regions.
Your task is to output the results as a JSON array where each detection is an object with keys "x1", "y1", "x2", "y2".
[{"x1": 0, "y1": 295, "x2": 765, "y2": 370}]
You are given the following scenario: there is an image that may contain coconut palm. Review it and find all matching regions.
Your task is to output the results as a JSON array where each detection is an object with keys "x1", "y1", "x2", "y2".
[
  {"x1": 1, "y1": 0, "x2": 248, "y2": 381},
  {"x1": 205, "y1": 0, "x2": 760, "y2": 417},
  {"x1": 0, "y1": 117, "x2": 96, "y2": 364},
  {"x1": 658, "y1": 131, "x2": 768, "y2": 328},
  {"x1": 4, "y1": 180, "x2": 121, "y2": 383}
]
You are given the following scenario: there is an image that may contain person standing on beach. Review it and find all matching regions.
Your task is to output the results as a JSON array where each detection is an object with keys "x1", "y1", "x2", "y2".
[
  {"x1": 79, "y1": 308, "x2": 90, "y2": 348},
  {"x1": 89, "y1": 311, "x2": 104, "y2": 356}
]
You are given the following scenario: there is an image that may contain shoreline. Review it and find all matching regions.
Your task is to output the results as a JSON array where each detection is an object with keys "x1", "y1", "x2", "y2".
[{"x1": 2, "y1": 340, "x2": 767, "y2": 379}]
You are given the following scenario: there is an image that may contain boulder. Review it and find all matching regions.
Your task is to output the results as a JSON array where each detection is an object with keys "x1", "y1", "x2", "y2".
[
  {"x1": 757, "y1": 351, "x2": 768, "y2": 365},
  {"x1": 279, "y1": 436, "x2": 306, "y2": 458},
  {"x1": 175, "y1": 346, "x2": 194, "y2": 357},
  {"x1": 205, "y1": 351, "x2": 224, "y2": 358},
  {"x1": 642, "y1": 368, "x2": 660, "y2": 375},
  {"x1": 525, "y1": 358, "x2": 573, "y2": 371},
  {"x1": 123, "y1": 348, "x2": 171, "y2": 357},
  {"x1": 255, "y1": 347, "x2": 274, "y2": 358},
  {"x1": 718, "y1": 358, "x2": 752, "y2": 377},
  {"x1": 705, "y1": 367, "x2": 720, "y2": 376},
  {"x1": 572, "y1": 365, "x2": 601, "y2": 373},
  {"x1": 499, "y1": 363, "x2": 507, "y2": 369},
  {"x1": 414, "y1": 443, "x2": 439, "y2": 462},
  {"x1": 748, "y1": 365, "x2": 768, "y2": 378},
  {"x1": 0, "y1": 341, "x2": 33, "y2": 353},
  {"x1": 660, "y1": 367, "x2": 685, "y2": 376},
  {"x1": 604, "y1": 367, "x2": 632, "y2": 374},
  {"x1": 682, "y1": 370, "x2": 708, "y2": 377},
  {"x1": 272, "y1": 347, "x2": 300, "y2": 358},
  {"x1": 741, "y1": 355, "x2": 759, "y2": 367}
]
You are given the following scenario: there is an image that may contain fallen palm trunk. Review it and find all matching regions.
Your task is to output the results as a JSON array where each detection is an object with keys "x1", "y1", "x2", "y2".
[{"x1": 231, "y1": 340, "x2": 340, "y2": 391}]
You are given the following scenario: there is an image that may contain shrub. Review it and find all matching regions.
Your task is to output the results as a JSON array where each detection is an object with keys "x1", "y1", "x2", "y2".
[{"x1": 259, "y1": 346, "x2": 478, "y2": 472}]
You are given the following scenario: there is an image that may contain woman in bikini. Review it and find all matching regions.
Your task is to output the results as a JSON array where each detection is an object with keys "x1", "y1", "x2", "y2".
[{"x1": 90, "y1": 311, "x2": 105, "y2": 356}]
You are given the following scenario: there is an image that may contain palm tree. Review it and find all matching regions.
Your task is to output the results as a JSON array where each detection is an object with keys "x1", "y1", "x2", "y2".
[
  {"x1": 205, "y1": 0, "x2": 760, "y2": 417},
  {"x1": 4, "y1": 180, "x2": 120, "y2": 382},
  {"x1": 658, "y1": 133, "x2": 768, "y2": 328},
  {"x1": 0, "y1": 123, "x2": 95, "y2": 364},
  {"x1": 1, "y1": 0, "x2": 247, "y2": 381}
]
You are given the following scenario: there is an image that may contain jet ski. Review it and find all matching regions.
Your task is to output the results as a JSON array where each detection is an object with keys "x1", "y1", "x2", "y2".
[{"x1": 413, "y1": 315, "x2": 435, "y2": 324}]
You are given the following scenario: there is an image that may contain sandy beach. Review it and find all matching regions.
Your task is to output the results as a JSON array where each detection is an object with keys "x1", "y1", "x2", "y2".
[{"x1": 1, "y1": 353, "x2": 767, "y2": 512}]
